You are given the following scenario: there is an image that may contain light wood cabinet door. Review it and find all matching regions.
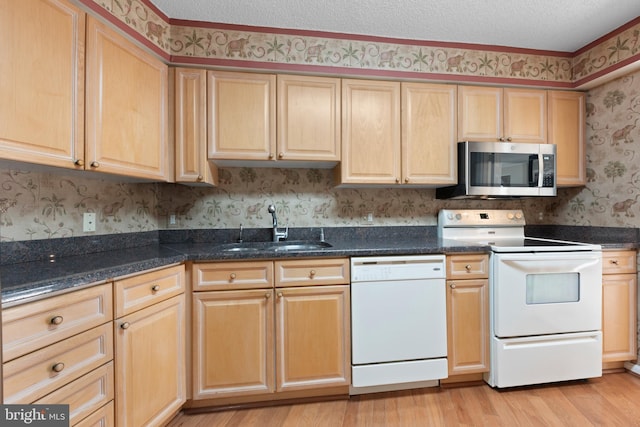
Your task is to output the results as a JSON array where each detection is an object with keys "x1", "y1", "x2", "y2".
[
  {"x1": 115, "y1": 295, "x2": 186, "y2": 427},
  {"x1": 338, "y1": 79, "x2": 401, "y2": 184},
  {"x1": 446, "y1": 278, "x2": 489, "y2": 375},
  {"x1": 402, "y1": 82, "x2": 457, "y2": 185},
  {"x1": 549, "y1": 91, "x2": 586, "y2": 187},
  {"x1": 173, "y1": 67, "x2": 217, "y2": 185},
  {"x1": 192, "y1": 289, "x2": 274, "y2": 399},
  {"x1": 275, "y1": 285, "x2": 350, "y2": 391},
  {"x1": 458, "y1": 86, "x2": 502, "y2": 142},
  {"x1": 277, "y1": 74, "x2": 340, "y2": 162},
  {"x1": 0, "y1": 0, "x2": 85, "y2": 169},
  {"x1": 208, "y1": 71, "x2": 276, "y2": 161},
  {"x1": 458, "y1": 86, "x2": 546, "y2": 143},
  {"x1": 503, "y1": 88, "x2": 547, "y2": 143},
  {"x1": 602, "y1": 273, "x2": 637, "y2": 363},
  {"x1": 85, "y1": 16, "x2": 169, "y2": 181}
]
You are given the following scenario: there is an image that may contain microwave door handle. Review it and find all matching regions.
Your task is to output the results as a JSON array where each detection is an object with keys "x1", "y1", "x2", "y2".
[{"x1": 537, "y1": 153, "x2": 544, "y2": 187}]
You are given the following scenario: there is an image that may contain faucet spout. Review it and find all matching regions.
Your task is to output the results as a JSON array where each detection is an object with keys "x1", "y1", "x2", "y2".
[{"x1": 267, "y1": 204, "x2": 288, "y2": 242}]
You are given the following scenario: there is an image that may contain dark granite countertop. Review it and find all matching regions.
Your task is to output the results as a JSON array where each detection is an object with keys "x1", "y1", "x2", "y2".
[{"x1": 1, "y1": 225, "x2": 637, "y2": 306}]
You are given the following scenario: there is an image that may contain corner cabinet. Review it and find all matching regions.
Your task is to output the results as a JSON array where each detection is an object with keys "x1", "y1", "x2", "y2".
[
  {"x1": 0, "y1": 0, "x2": 86, "y2": 170},
  {"x1": 172, "y1": 68, "x2": 218, "y2": 186},
  {"x1": 443, "y1": 254, "x2": 490, "y2": 380},
  {"x1": 458, "y1": 86, "x2": 546, "y2": 144},
  {"x1": 601, "y1": 250, "x2": 638, "y2": 367},
  {"x1": 549, "y1": 91, "x2": 586, "y2": 187},
  {"x1": 85, "y1": 16, "x2": 170, "y2": 181},
  {"x1": 114, "y1": 264, "x2": 186, "y2": 427},
  {"x1": 190, "y1": 259, "x2": 350, "y2": 407}
]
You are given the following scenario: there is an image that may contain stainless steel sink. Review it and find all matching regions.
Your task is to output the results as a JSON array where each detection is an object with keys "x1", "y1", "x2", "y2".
[{"x1": 218, "y1": 240, "x2": 332, "y2": 252}]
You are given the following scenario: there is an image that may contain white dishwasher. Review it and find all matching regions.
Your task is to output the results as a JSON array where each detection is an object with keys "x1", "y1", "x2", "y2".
[{"x1": 350, "y1": 255, "x2": 448, "y2": 394}]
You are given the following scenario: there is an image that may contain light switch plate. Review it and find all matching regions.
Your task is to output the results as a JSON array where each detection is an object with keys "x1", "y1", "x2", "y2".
[{"x1": 83, "y1": 212, "x2": 96, "y2": 232}]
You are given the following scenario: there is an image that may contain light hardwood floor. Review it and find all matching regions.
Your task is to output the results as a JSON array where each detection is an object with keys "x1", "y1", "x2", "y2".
[{"x1": 167, "y1": 373, "x2": 640, "y2": 426}]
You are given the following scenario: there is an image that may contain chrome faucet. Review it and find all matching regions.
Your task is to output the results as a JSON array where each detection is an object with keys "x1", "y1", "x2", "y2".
[{"x1": 267, "y1": 204, "x2": 288, "y2": 242}]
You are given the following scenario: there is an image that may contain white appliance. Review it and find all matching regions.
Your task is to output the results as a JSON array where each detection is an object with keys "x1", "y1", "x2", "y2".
[
  {"x1": 350, "y1": 255, "x2": 448, "y2": 394},
  {"x1": 438, "y1": 209, "x2": 603, "y2": 388}
]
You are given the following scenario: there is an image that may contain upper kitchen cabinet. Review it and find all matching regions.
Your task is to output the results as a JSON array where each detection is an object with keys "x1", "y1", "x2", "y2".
[
  {"x1": 277, "y1": 75, "x2": 341, "y2": 164},
  {"x1": 337, "y1": 79, "x2": 401, "y2": 184},
  {"x1": 402, "y1": 82, "x2": 457, "y2": 185},
  {"x1": 458, "y1": 86, "x2": 546, "y2": 144},
  {"x1": 208, "y1": 71, "x2": 276, "y2": 163},
  {"x1": 548, "y1": 91, "x2": 586, "y2": 187},
  {"x1": 85, "y1": 17, "x2": 171, "y2": 181},
  {"x1": 337, "y1": 79, "x2": 456, "y2": 186},
  {"x1": 0, "y1": 0, "x2": 85, "y2": 169},
  {"x1": 172, "y1": 68, "x2": 218, "y2": 186}
]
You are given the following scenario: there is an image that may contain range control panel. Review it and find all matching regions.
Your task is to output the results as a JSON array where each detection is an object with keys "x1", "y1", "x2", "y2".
[{"x1": 438, "y1": 209, "x2": 526, "y2": 228}]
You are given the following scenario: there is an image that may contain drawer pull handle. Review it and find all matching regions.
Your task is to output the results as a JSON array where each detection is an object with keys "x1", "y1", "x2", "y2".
[
  {"x1": 121, "y1": 322, "x2": 130, "y2": 330},
  {"x1": 52, "y1": 362, "x2": 65, "y2": 373},
  {"x1": 229, "y1": 273, "x2": 237, "y2": 281},
  {"x1": 465, "y1": 264, "x2": 472, "y2": 271},
  {"x1": 610, "y1": 259, "x2": 619, "y2": 265},
  {"x1": 309, "y1": 269, "x2": 316, "y2": 278},
  {"x1": 151, "y1": 285, "x2": 160, "y2": 292},
  {"x1": 50, "y1": 315, "x2": 64, "y2": 325}
]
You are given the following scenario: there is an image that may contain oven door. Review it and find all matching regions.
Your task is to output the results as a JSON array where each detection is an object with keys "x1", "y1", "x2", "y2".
[{"x1": 492, "y1": 251, "x2": 602, "y2": 337}]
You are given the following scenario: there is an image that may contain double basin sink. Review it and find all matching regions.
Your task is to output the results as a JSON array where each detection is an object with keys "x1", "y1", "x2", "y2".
[{"x1": 217, "y1": 240, "x2": 332, "y2": 253}]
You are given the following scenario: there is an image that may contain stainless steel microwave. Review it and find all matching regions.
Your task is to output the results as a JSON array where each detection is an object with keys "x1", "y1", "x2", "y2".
[{"x1": 436, "y1": 141, "x2": 557, "y2": 199}]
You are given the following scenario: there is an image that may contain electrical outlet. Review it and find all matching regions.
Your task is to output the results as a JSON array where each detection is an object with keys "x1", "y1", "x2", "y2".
[
  {"x1": 83, "y1": 212, "x2": 96, "y2": 232},
  {"x1": 167, "y1": 213, "x2": 179, "y2": 228}
]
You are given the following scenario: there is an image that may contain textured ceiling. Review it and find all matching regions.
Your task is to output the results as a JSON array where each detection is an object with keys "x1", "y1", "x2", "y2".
[{"x1": 151, "y1": 0, "x2": 640, "y2": 52}]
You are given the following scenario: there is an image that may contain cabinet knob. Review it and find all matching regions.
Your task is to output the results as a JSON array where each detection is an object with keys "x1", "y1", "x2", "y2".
[
  {"x1": 196, "y1": 175, "x2": 203, "y2": 181},
  {"x1": 465, "y1": 264, "x2": 472, "y2": 271},
  {"x1": 278, "y1": 152, "x2": 284, "y2": 159},
  {"x1": 52, "y1": 362, "x2": 65, "y2": 373},
  {"x1": 277, "y1": 292, "x2": 283, "y2": 298},
  {"x1": 405, "y1": 178, "x2": 409, "y2": 183},
  {"x1": 151, "y1": 284, "x2": 160, "y2": 292},
  {"x1": 395, "y1": 178, "x2": 400, "y2": 184},
  {"x1": 499, "y1": 137, "x2": 506, "y2": 142},
  {"x1": 309, "y1": 269, "x2": 316, "y2": 278},
  {"x1": 450, "y1": 283, "x2": 456, "y2": 289},
  {"x1": 50, "y1": 315, "x2": 64, "y2": 325},
  {"x1": 269, "y1": 153, "x2": 275, "y2": 159},
  {"x1": 90, "y1": 161, "x2": 100, "y2": 168},
  {"x1": 120, "y1": 322, "x2": 130, "y2": 330},
  {"x1": 506, "y1": 137, "x2": 512, "y2": 142},
  {"x1": 74, "y1": 159, "x2": 84, "y2": 167},
  {"x1": 229, "y1": 273, "x2": 237, "y2": 281},
  {"x1": 265, "y1": 292, "x2": 271, "y2": 299},
  {"x1": 610, "y1": 259, "x2": 619, "y2": 265}
]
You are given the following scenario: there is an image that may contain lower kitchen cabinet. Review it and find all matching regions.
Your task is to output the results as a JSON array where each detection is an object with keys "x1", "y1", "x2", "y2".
[
  {"x1": 191, "y1": 259, "x2": 350, "y2": 405},
  {"x1": 602, "y1": 250, "x2": 638, "y2": 366},
  {"x1": 114, "y1": 264, "x2": 186, "y2": 427},
  {"x1": 444, "y1": 254, "x2": 490, "y2": 379}
]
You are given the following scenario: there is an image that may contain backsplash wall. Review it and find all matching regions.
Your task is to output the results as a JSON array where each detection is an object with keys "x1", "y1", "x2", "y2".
[{"x1": 1, "y1": 69, "x2": 640, "y2": 242}]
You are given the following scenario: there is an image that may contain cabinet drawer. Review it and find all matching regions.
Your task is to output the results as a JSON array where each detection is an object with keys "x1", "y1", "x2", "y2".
[
  {"x1": 275, "y1": 258, "x2": 350, "y2": 287},
  {"x1": 602, "y1": 250, "x2": 637, "y2": 275},
  {"x1": 3, "y1": 323, "x2": 113, "y2": 404},
  {"x1": 447, "y1": 254, "x2": 489, "y2": 279},
  {"x1": 35, "y1": 362, "x2": 114, "y2": 426},
  {"x1": 193, "y1": 261, "x2": 274, "y2": 291},
  {"x1": 75, "y1": 400, "x2": 114, "y2": 427},
  {"x1": 3, "y1": 284, "x2": 112, "y2": 362},
  {"x1": 114, "y1": 264, "x2": 185, "y2": 317}
]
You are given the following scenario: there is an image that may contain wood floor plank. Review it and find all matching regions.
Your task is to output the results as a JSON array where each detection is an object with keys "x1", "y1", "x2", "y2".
[{"x1": 168, "y1": 373, "x2": 640, "y2": 426}]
